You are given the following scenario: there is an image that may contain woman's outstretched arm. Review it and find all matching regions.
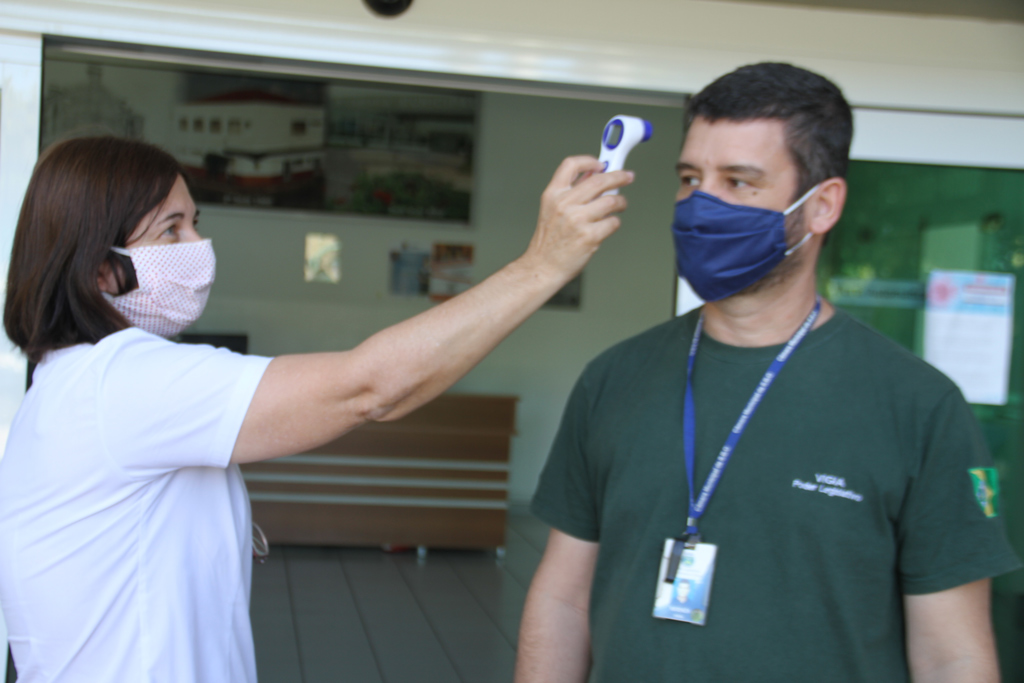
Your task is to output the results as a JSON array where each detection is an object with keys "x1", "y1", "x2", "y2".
[{"x1": 232, "y1": 157, "x2": 632, "y2": 464}]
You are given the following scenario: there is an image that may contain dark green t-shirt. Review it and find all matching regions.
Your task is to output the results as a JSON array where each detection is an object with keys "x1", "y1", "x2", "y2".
[{"x1": 532, "y1": 308, "x2": 1021, "y2": 683}]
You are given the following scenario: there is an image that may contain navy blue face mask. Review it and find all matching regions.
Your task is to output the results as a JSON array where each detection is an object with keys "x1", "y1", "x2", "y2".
[{"x1": 671, "y1": 185, "x2": 819, "y2": 302}]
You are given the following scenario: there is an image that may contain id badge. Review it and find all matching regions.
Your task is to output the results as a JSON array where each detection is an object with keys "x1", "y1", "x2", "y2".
[{"x1": 652, "y1": 538, "x2": 717, "y2": 625}]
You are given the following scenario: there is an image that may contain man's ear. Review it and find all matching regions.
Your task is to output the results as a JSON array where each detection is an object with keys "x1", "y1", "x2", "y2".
[{"x1": 808, "y1": 177, "x2": 847, "y2": 237}]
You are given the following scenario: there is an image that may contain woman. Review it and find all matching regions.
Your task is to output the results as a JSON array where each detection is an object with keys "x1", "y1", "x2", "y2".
[{"x1": 0, "y1": 136, "x2": 631, "y2": 681}]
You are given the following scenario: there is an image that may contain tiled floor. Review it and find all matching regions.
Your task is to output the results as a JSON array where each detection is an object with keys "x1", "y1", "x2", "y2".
[{"x1": 250, "y1": 512, "x2": 550, "y2": 683}]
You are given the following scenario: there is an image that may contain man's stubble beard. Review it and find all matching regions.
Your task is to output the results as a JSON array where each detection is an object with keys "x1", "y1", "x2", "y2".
[{"x1": 733, "y1": 204, "x2": 809, "y2": 299}]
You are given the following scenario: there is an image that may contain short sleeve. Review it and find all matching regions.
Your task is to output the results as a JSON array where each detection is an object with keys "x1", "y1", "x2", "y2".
[
  {"x1": 530, "y1": 371, "x2": 601, "y2": 542},
  {"x1": 897, "y1": 388, "x2": 1022, "y2": 594},
  {"x1": 97, "y1": 332, "x2": 272, "y2": 475}
]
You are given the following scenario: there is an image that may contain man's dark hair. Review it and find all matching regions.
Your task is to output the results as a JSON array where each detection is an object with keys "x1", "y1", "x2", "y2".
[
  {"x1": 4, "y1": 136, "x2": 185, "y2": 362},
  {"x1": 685, "y1": 62, "x2": 853, "y2": 198}
]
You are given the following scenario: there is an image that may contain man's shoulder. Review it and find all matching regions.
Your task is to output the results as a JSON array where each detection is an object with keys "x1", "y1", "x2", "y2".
[{"x1": 827, "y1": 309, "x2": 961, "y2": 397}]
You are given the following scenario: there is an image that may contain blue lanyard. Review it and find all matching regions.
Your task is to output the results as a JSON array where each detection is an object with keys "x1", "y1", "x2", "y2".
[{"x1": 683, "y1": 297, "x2": 821, "y2": 537}]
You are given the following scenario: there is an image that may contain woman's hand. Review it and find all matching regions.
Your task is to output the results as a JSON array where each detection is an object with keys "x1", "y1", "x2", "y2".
[{"x1": 521, "y1": 156, "x2": 632, "y2": 285}]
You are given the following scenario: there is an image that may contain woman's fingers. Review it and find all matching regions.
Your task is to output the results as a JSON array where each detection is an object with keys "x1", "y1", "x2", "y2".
[
  {"x1": 544, "y1": 156, "x2": 634, "y2": 202},
  {"x1": 567, "y1": 168, "x2": 634, "y2": 204},
  {"x1": 526, "y1": 156, "x2": 635, "y2": 277},
  {"x1": 546, "y1": 155, "x2": 605, "y2": 192}
]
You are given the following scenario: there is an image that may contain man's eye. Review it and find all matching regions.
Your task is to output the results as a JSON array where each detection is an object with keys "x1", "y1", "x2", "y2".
[
  {"x1": 729, "y1": 178, "x2": 749, "y2": 189},
  {"x1": 681, "y1": 176, "x2": 700, "y2": 187}
]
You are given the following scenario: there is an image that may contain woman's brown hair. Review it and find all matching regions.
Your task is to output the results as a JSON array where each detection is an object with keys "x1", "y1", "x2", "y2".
[{"x1": 4, "y1": 137, "x2": 185, "y2": 362}]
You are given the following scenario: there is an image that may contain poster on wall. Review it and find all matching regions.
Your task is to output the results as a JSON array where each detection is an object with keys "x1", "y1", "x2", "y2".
[
  {"x1": 544, "y1": 274, "x2": 582, "y2": 310},
  {"x1": 304, "y1": 233, "x2": 342, "y2": 283},
  {"x1": 924, "y1": 270, "x2": 1015, "y2": 405},
  {"x1": 41, "y1": 51, "x2": 477, "y2": 224},
  {"x1": 428, "y1": 243, "x2": 474, "y2": 302},
  {"x1": 389, "y1": 242, "x2": 431, "y2": 296}
]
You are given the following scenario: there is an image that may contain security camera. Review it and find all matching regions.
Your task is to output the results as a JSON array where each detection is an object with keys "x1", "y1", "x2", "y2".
[{"x1": 364, "y1": 0, "x2": 413, "y2": 17}]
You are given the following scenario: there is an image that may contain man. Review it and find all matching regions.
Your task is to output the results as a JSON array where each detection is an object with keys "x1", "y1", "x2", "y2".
[{"x1": 517, "y1": 63, "x2": 1021, "y2": 683}]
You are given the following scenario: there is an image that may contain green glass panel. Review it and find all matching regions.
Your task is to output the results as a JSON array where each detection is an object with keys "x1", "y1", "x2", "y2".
[{"x1": 818, "y1": 159, "x2": 1024, "y2": 679}]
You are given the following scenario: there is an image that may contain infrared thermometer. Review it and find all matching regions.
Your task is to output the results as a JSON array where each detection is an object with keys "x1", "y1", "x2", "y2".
[{"x1": 598, "y1": 115, "x2": 653, "y2": 195}]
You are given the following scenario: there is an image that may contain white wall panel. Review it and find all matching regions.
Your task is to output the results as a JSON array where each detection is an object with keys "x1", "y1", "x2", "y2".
[
  {"x1": 852, "y1": 108, "x2": 1024, "y2": 169},
  {"x1": 0, "y1": 26, "x2": 42, "y2": 683},
  {"x1": 0, "y1": 30, "x2": 39, "y2": 454}
]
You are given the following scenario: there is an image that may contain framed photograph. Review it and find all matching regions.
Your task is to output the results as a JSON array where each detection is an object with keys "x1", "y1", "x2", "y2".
[
  {"x1": 428, "y1": 243, "x2": 475, "y2": 302},
  {"x1": 42, "y1": 49, "x2": 477, "y2": 225},
  {"x1": 544, "y1": 274, "x2": 582, "y2": 310}
]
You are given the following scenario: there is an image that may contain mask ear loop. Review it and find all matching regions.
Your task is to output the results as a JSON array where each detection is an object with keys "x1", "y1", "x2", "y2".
[
  {"x1": 782, "y1": 183, "x2": 821, "y2": 257},
  {"x1": 783, "y1": 184, "x2": 820, "y2": 217},
  {"x1": 107, "y1": 246, "x2": 138, "y2": 295},
  {"x1": 784, "y1": 231, "x2": 813, "y2": 256}
]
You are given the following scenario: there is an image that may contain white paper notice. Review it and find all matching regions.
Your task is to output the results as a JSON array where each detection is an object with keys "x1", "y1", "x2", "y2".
[{"x1": 924, "y1": 270, "x2": 1015, "y2": 405}]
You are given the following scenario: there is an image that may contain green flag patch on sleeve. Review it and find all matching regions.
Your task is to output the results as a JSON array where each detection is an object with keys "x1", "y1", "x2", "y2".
[{"x1": 968, "y1": 468, "x2": 1000, "y2": 518}]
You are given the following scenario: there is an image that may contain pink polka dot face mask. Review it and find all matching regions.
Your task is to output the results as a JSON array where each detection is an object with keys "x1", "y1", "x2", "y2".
[{"x1": 108, "y1": 240, "x2": 216, "y2": 338}]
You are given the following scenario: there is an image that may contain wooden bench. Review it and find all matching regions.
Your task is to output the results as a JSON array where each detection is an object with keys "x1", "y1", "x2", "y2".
[{"x1": 242, "y1": 394, "x2": 516, "y2": 551}]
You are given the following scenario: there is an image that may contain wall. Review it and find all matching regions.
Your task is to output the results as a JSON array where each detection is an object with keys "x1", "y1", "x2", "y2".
[{"x1": 189, "y1": 91, "x2": 683, "y2": 504}]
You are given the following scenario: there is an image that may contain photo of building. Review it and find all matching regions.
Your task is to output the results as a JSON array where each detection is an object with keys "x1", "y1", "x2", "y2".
[{"x1": 172, "y1": 90, "x2": 327, "y2": 208}]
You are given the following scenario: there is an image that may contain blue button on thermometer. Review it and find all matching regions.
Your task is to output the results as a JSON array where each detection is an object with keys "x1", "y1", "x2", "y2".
[{"x1": 598, "y1": 115, "x2": 652, "y2": 195}]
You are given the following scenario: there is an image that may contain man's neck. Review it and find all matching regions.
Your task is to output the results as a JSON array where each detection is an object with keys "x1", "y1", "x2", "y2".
[{"x1": 701, "y1": 270, "x2": 834, "y2": 347}]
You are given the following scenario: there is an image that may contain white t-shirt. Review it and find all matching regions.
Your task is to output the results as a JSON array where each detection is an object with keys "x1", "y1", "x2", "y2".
[{"x1": 0, "y1": 328, "x2": 272, "y2": 682}]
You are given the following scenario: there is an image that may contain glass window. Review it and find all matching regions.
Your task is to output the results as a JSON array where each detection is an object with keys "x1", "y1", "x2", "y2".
[{"x1": 818, "y1": 160, "x2": 1024, "y2": 677}]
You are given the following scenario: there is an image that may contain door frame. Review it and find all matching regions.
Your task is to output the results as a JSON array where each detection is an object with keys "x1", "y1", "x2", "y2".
[{"x1": 0, "y1": 28, "x2": 42, "y2": 683}]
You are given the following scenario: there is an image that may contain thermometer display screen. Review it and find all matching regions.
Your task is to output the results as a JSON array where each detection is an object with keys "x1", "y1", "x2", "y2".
[{"x1": 603, "y1": 121, "x2": 624, "y2": 148}]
